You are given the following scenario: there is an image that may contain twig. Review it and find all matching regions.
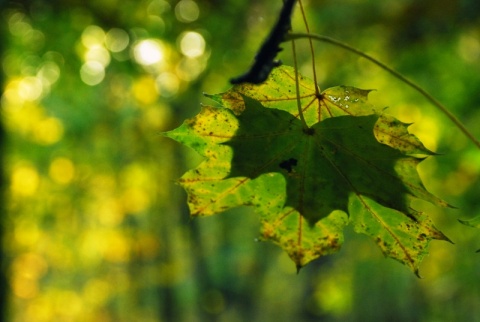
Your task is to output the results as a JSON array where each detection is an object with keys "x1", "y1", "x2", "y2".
[
  {"x1": 298, "y1": 0, "x2": 321, "y2": 95},
  {"x1": 291, "y1": 39, "x2": 309, "y2": 130},
  {"x1": 288, "y1": 32, "x2": 480, "y2": 149}
]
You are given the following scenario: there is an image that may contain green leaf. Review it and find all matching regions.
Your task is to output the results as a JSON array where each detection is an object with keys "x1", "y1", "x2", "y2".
[
  {"x1": 349, "y1": 196, "x2": 450, "y2": 276},
  {"x1": 206, "y1": 66, "x2": 379, "y2": 124},
  {"x1": 166, "y1": 65, "x2": 450, "y2": 272}
]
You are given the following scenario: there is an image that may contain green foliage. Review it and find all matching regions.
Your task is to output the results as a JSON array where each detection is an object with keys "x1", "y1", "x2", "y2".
[{"x1": 165, "y1": 66, "x2": 451, "y2": 273}]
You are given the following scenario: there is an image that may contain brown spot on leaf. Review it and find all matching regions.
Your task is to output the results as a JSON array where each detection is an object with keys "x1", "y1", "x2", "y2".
[{"x1": 279, "y1": 158, "x2": 298, "y2": 173}]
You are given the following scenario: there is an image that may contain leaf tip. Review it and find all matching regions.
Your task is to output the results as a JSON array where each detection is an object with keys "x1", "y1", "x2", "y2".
[
  {"x1": 458, "y1": 217, "x2": 477, "y2": 228},
  {"x1": 358, "y1": 87, "x2": 377, "y2": 98},
  {"x1": 457, "y1": 218, "x2": 480, "y2": 256},
  {"x1": 414, "y1": 269, "x2": 424, "y2": 279},
  {"x1": 441, "y1": 233, "x2": 454, "y2": 244},
  {"x1": 296, "y1": 264, "x2": 303, "y2": 275},
  {"x1": 435, "y1": 198, "x2": 456, "y2": 209}
]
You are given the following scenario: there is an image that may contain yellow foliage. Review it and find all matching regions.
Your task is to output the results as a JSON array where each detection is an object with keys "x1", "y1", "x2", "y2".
[
  {"x1": 132, "y1": 76, "x2": 158, "y2": 105},
  {"x1": 49, "y1": 157, "x2": 76, "y2": 185},
  {"x1": 10, "y1": 164, "x2": 40, "y2": 197}
]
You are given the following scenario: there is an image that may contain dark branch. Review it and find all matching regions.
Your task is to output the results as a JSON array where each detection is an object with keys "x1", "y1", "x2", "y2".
[{"x1": 230, "y1": 0, "x2": 297, "y2": 85}]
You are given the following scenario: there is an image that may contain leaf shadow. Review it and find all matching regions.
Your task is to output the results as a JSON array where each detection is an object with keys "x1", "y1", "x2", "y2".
[{"x1": 225, "y1": 96, "x2": 418, "y2": 225}]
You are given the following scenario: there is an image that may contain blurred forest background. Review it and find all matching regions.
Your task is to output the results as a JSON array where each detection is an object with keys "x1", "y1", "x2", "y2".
[{"x1": 1, "y1": 0, "x2": 480, "y2": 321}]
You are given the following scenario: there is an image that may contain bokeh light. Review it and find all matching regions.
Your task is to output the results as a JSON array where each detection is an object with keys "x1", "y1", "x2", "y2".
[
  {"x1": 49, "y1": 157, "x2": 76, "y2": 185},
  {"x1": 176, "y1": 57, "x2": 206, "y2": 81},
  {"x1": 32, "y1": 116, "x2": 64, "y2": 144},
  {"x1": 17, "y1": 76, "x2": 43, "y2": 102},
  {"x1": 8, "y1": 12, "x2": 32, "y2": 36},
  {"x1": 133, "y1": 39, "x2": 165, "y2": 66},
  {"x1": 105, "y1": 28, "x2": 130, "y2": 53},
  {"x1": 2, "y1": 2, "x2": 480, "y2": 322},
  {"x1": 147, "y1": 0, "x2": 171, "y2": 16},
  {"x1": 14, "y1": 220, "x2": 41, "y2": 247},
  {"x1": 175, "y1": 0, "x2": 200, "y2": 23},
  {"x1": 11, "y1": 252, "x2": 48, "y2": 299},
  {"x1": 458, "y1": 32, "x2": 480, "y2": 63},
  {"x1": 155, "y1": 72, "x2": 180, "y2": 97},
  {"x1": 10, "y1": 164, "x2": 40, "y2": 197},
  {"x1": 84, "y1": 45, "x2": 111, "y2": 67},
  {"x1": 37, "y1": 61, "x2": 60, "y2": 86},
  {"x1": 80, "y1": 60, "x2": 105, "y2": 85},
  {"x1": 81, "y1": 25, "x2": 106, "y2": 48},
  {"x1": 132, "y1": 76, "x2": 158, "y2": 105},
  {"x1": 179, "y1": 31, "x2": 205, "y2": 58}
]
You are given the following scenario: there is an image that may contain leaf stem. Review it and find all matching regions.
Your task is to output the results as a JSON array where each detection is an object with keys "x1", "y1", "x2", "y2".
[
  {"x1": 297, "y1": 0, "x2": 321, "y2": 94},
  {"x1": 288, "y1": 32, "x2": 480, "y2": 149},
  {"x1": 291, "y1": 38, "x2": 309, "y2": 129}
]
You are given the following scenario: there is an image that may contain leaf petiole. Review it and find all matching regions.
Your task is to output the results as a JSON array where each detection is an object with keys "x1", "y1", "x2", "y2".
[
  {"x1": 287, "y1": 32, "x2": 480, "y2": 149},
  {"x1": 291, "y1": 38, "x2": 309, "y2": 130},
  {"x1": 297, "y1": 0, "x2": 321, "y2": 95}
]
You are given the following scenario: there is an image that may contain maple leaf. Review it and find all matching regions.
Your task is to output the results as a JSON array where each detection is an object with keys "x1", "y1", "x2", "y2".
[{"x1": 165, "y1": 65, "x2": 451, "y2": 274}]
